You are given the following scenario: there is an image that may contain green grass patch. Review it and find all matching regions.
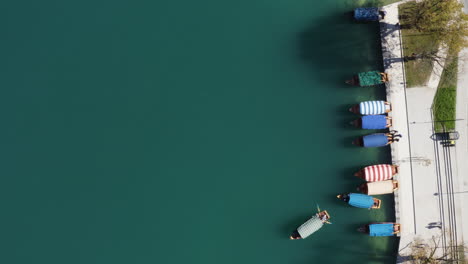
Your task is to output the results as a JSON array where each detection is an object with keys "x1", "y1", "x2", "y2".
[
  {"x1": 433, "y1": 87, "x2": 456, "y2": 131},
  {"x1": 398, "y1": 2, "x2": 459, "y2": 131},
  {"x1": 399, "y1": 2, "x2": 440, "y2": 87},
  {"x1": 438, "y1": 53, "x2": 458, "y2": 89},
  {"x1": 433, "y1": 51, "x2": 458, "y2": 132},
  {"x1": 379, "y1": 0, "x2": 402, "y2": 5}
]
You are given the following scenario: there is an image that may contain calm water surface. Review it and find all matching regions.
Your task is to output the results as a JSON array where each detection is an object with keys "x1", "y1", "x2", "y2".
[{"x1": 1, "y1": 1, "x2": 398, "y2": 263}]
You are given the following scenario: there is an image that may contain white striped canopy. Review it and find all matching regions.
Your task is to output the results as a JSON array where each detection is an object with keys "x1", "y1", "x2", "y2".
[
  {"x1": 359, "y1": 100, "x2": 387, "y2": 115},
  {"x1": 364, "y1": 164, "x2": 393, "y2": 182}
]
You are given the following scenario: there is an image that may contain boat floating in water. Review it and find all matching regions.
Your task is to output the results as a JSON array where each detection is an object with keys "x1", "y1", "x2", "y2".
[
  {"x1": 358, "y1": 222, "x2": 401, "y2": 236},
  {"x1": 353, "y1": 131, "x2": 402, "y2": 147},
  {"x1": 290, "y1": 210, "x2": 331, "y2": 240},
  {"x1": 353, "y1": 133, "x2": 390, "y2": 147},
  {"x1": 358, "y1": 180, "x2": 399, "y2": 195},
  {"x1": 349, "y1": 100, "x2": 391, "y2": 115},
  {"x1": 346, "y1": 71, "x2": 389, "y2": 86},
  {"x1": 353, "y1": 7, "x2": 386, "y2": 22},
  {"x1": 337, "y1": 193, "x2": 381, "y2": 209},
  {"x1": 351, "y1": 115, "x2": 391, "y2": 129},
  {"x1": 355, "y1": 164, "x2": 399, "y2": 182}
]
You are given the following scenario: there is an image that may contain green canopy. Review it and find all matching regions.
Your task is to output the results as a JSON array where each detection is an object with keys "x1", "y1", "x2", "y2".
[{"x1": 358, "y1": 71, "x2": 382, "y2": 86}]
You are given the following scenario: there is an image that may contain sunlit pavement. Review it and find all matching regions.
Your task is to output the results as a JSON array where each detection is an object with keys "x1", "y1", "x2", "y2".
[{"x1": 380, "y1": 2, "x2": 468, "y2": 262}]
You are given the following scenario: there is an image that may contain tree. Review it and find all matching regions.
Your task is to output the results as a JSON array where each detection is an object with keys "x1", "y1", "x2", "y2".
[
  {"x1": 402, "y1": 0, "x2": 468, "y2": 68},
  {"x1": 405, "y1": 0, "x2": 464, "y2": 33},
  {"x1": 439, "y1": 12, "x2": 468, "y2": 55},
  {"x1": 401, "y1": 235, "x2": 468, "y2": 264}
]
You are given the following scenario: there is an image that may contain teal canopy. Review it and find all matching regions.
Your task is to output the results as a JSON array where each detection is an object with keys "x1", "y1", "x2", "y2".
[
  {"x1": 358, "y1": 71, "x2": 382, "y2": 86},
  {"x1": 369, "y1": 223, "x2": 394, "y2": 236}
]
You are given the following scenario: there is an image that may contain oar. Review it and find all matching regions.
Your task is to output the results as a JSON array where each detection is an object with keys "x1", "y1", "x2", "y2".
[{"x1": 317, "y1": 204, "x2": 332, "y2": 224}]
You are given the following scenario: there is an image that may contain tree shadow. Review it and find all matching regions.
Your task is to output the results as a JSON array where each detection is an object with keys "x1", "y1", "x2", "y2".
[
  {"x1": 380, "y1": 22, "x2": 405, "y2": 69},
  {"x1": 298, "y1": 12, "x2": 384, "y2": 89},
  {"x1": 380, "y1": 22, "x2": 399, "y2": 39},
  {"x1": 383, "y1": 57, "x2": 404, "y2": 68}
]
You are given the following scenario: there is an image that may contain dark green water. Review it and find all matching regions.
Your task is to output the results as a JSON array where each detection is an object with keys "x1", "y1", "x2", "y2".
[{"x1": 1, "y1": 1, "x2": 398, "y2": 263}]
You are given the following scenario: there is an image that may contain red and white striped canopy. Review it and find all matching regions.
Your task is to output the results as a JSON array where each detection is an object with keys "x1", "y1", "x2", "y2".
[{"x1": 364, "y1": 164, "x2": 393, "y2": 182}]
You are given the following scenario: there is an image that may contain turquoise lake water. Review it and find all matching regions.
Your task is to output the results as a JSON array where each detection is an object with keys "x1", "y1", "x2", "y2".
[{"x1": 1, "y1": 1, "x2": 398, "y2": 263}]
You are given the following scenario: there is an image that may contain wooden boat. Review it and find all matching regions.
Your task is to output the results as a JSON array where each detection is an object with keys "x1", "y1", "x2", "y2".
[
  {"x1": 337, "y1": 193, "x2": 381, "y2": 209},
  {"x1": 353, "y1": 7, "x2": 386, "y2": 22},
  {"x1": 358, "y1": 180, "x2": 398, "y2": 195},
  {"x1": 354, "y1": 164, "x2": 399, "y2": 182},
  {"x1": 346, "y1": 71, "x2": 389, "y2": 86},
  {"x1": 352, "y1": 133, "x2": 389, "y2": 148},
  {"x1": 351, "y1": 115, "x2": 391, "y2": 129},
  {"x1": 349, "y1": 101, "x2": 391, "y2": 115},
  {"x1": 290, "y1": 210, "x2": 330, "y2": 240},
  {"x1": 358, "y1": 222, "x2": 401, "y2": 236}
]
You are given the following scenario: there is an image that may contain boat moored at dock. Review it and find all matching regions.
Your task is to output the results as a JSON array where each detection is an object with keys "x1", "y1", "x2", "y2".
[
  {"x1": 351, "y1": 115, "x2": 391, "y2": 129},
  {"x1": 354, "y1": 164, "x2": 399, "y2": 182},
  {"x1": 358, "y1": 222, "x2": 401, "y2": 236},
  {"x1": 346, "y1": 71, "x2": 389, "y2": 86},
  {"x1": 353, "y1": 131, "x2": 402, "y2": 147},
  {"x1": 349, "y1": 100, "x2": 391, "y2": 115},
  {"x1": 358, "y1": 180, "x2": 399, "y2": 195},
  {"x1": 353, "y1": 133, "x2": 389, "y2": 147},
  {"x1": 337, "y1": 193, "x2": 381, "y2": 209},
  {"x1": 353, "y1": 7, "x2": 386, "y2": 22}
]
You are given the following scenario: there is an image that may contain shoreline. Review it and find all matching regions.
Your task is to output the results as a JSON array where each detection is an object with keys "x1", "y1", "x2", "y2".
[
  {"x1": 379, "y1": 1, "x2": 408, "y2": 229},
  {"x1": 378, "y1": 2, "x2": 411, "y2": 261}
]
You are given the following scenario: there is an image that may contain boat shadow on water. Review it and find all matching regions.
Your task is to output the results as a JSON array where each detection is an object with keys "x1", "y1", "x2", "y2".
[
  {"x1": 338, "y1": 103, "x2": 359, "y2": 115},
  {"x1": 335, "y1": 166, "x2": 362, "y2": 186},
  {"x1": 309, "y1": 245, "x2": 396, "y2": 261},
  {"x1": 280, "y1": 214, "x2": 314, "y2": 238},
  {"x1": 299, "y1": 229, "x2": 397, "y2": 263},
  {"x1": 298, "y1": 12, "x2": 383, "y2": 89},
  {"x1": 343, "y1": 135, "x2": 363, "y2": 148}
]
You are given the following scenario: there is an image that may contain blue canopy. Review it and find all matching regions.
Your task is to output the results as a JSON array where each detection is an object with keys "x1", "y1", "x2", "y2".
[
  {"x1": 348, "y1": 193, "x2": 374, "y2": 208},
  {"x1": 369, "y1": 223, "x2": 394, "y2": 236},
  {"x1": 362, "y1": 115, "x2": 387, "y2": 129},
  {"x1": 363, "y1": 133, "x2": 388, "y2": 147},
  {"x1": 354, "y1": 7, "x2": 380, "y2": 21}
]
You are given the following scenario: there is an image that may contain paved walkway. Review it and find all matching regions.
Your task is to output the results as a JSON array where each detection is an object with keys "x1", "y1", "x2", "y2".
[
  {"x1": 455, "y1": 0, "x2": 468, "y2": 253},
  {"x1": 379, "y1": 2, "x2": 467, "y2": 262},
  {"x1": 379, "y1": 1, "x2": 411, "y2": 233},
  {"x1": 455, "y1": 46, "x2": 468, "y2": 255}
]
